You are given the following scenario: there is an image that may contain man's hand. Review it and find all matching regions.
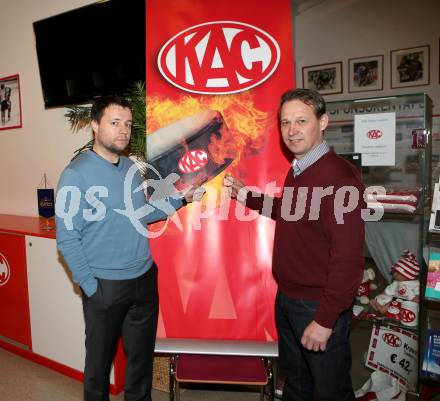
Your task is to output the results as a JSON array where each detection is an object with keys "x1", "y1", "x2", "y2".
[
  {"x1": 223, "y1": 175, "x2": 248, "y2": 203},
  {"x1": 301, "y1": 320, "x2": 332, "y2": 352},
  {"x1": 182, "y1": 185, "x2": 206, "y2": 203}
]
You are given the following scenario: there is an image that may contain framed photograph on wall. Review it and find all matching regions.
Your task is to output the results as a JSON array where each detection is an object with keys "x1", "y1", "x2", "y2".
[
  {"x1": 0, "y1": 74, "x2": 22, "y2": 131},
  {"x1": 348, "y1": 55, "x2": 383, "y2": 92},
  {"x1": 302, "y1": 62, "x2": 343, "y2": 95},
  {"x1": 391, "y1": 45, "x2": 430, "y2": 88}
]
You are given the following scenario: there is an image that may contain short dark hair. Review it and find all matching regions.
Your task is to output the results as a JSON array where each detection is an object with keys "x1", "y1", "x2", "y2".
[
  {"x1": 279, "y1": 88, "x2": 326, "y2": 118},
  {"x1": 90, "y1": 95, "x2": 132, "y2": 123}
]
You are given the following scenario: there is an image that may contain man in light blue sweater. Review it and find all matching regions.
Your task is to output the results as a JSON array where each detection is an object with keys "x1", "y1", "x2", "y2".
[{"x1": 56, "y1": 96, "x2": 202, "y2": 401}]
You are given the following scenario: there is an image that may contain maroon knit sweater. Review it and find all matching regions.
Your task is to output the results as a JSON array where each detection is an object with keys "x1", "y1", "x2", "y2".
[{"x1": 246, "y1": 150, "x2": 365, "y2": 328}]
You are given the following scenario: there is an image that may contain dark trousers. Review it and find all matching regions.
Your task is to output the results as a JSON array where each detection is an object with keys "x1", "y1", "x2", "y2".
[
  {"x1": 275, "y1": 290, "x2": 355, "y2": 401},
  {"x1": 82, "y1": 264, "x2": 159, "y2": 401}
]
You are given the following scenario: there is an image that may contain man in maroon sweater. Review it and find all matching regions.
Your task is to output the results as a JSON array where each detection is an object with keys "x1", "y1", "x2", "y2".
[{"x1": 225, "y1": 88, "x2": 364, "y2": 401}]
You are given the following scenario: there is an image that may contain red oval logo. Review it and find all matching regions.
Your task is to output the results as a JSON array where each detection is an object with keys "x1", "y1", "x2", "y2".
[
  {"x1": 158, "y1": 21, "x2": 280, "y2": 94},
  {"x1": 0, "y1": 253, "x2": 11, "y2": 286},
  {"x1": 367, "y1": 129, "x2": 383, "y2": 139},
  {"x1": 382, "y1": 333, "x2": 402, "y2": 347},
  {"x1": 398, "y1": 288, "x2": 407, "y2": 296},
  {"x1": 400, "y1": 308, "x2": 416, "y2": 323},
  {"x1": 178, "y1": 149, "x2": 209, "y2": 174},
  {"x1": 357, "y1": 282, "x2": 368, "y2": 296}
]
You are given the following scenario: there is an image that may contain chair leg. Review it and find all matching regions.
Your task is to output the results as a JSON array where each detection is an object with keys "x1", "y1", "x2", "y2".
[
  {"x1": 169, "y1": 355, "x2": 176, "y2": 401},
  {"x1": 176, "y1": 381, "x2": 181, "y2": 401},
  {"x1": 265, "y1": 358, "x2": 275, "y2": 401},
  {"x1": 169, "y1": 354, "x2": 181, "y2": 401},
  {"x1": 169, "y1": 377, "x2": 175, "y2": 401}
]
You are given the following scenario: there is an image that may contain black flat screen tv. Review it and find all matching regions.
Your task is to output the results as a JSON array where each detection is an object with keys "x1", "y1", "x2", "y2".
[{"x1": 33, "y1": 0, "x2": 145, "y2": 108}]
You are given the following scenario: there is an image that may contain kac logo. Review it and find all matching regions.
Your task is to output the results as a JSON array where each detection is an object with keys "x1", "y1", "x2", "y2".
[
  {"x1": 357, "y1": 281, "x2": 368, "y2": 296},
  {"x1": 400, "y1": 308, "x2": 416, "y2": 323},
  {"x1": 367, "y1": 129, "x2": 383, "y2": 139},
  {"x1": 158, "y1": 21, "x2": 280, "y2": 94},
  {"x1": 382, "y1": 333, "x2": 402, "y2": 347},
  {"x1": 178, "y1": 149, "x2": 209, "y2": 173},
  {"x1": 0, "y1": 253, "x2": 11, "y2": 286},
  {"x1": 398, "y1": 287, "x2": 407, "y2": 296}
]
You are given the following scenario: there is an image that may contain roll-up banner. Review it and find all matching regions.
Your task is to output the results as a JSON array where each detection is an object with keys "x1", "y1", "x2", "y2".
[{"x1": 146, "y1": 0, "x2": 294, "y2": 340}]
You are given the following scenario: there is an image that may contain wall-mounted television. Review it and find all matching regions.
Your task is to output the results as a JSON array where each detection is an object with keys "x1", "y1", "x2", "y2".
[{"x1": 33, "y1": 0, "x2": 145, "y2": 108}]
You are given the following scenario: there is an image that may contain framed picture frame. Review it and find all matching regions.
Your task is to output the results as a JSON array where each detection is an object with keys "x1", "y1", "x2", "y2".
[
  {"x1": 348, "y1": 55, "x2": 383, "y2": 93},
  {"x1": 0, "y1": 74, "x2": 22, "y2": 131},
  {"x1": 302, "y1": 62, "x2": 343, "y2": 95},
  {"x1": 391, "y1": 45, "x2": 430, "y2": 89}
]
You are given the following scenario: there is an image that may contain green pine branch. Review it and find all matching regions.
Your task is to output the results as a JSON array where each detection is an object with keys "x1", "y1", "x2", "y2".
[
  {"x1": 65, "y1": 105, "x2": 92, "y2": 133},
  {"x1": 125, "y1": 81, "x2": 146, "y2": 160}
]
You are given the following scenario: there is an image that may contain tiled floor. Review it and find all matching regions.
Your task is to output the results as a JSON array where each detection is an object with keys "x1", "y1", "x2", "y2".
[
  {"x1": 0, "y1": 346, "x2": 258, "y2": 401},
  {"x1": 0, "y1": 320, "x2": 373, "y2": 401},
  {"x1": 0, "y1": 259, "x2": 409, "y2": 401}
]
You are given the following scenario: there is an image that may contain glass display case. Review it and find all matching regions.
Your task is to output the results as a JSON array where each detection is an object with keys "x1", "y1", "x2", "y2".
[
  {"x1": 326, "y1": 94, "x2": 433, "y2": 396},
  {"x1": 326, "y1": 93, "x2": 432, "y2": 278},
  {"x1": 327, "y1": 93, "x2": 432, "y2": 196}
]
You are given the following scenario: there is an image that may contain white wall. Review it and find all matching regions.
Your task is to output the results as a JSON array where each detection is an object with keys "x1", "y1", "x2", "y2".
[
  {"x1": 1, "y1": 0, "x2": 439, "y2": 216},
  {"x1": 294, "y1": 0, "x2": 440, "y2": 111},
  {"x1": 0, "y1": 0, "x2": 93, "y2": 216}
]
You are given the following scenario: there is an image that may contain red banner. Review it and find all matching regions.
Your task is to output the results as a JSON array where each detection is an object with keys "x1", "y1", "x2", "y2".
[{"x1": 146, "y1": 0, "x2": 294, "y2": 340}]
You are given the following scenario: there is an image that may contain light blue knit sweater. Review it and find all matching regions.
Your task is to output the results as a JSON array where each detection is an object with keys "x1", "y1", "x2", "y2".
[{"x1": 55, "y1": 151, "x2": 182, "y2": 296}]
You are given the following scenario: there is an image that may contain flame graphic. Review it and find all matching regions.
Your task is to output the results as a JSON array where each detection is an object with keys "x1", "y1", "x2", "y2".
[
  {"x1": 146, "y1": 93, "x2": 271, "y2": 234},
  {"x1": 147, "y1": 92, "x2": 270, "y2": 179}
]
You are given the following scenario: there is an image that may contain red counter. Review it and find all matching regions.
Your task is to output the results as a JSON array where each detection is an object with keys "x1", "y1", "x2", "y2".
[
  {"x1": 0, "y1": 232, "x2": 31, "y2": 348},
  {"x1": 0, "y1": 214, "x2": 123, "y2": 394},
  {"x1": 0, "y1": 214, "x2": 56, "y2": 239},
  {"x1": 0, "y1": 215, "x2": 53, "y2": 350}
]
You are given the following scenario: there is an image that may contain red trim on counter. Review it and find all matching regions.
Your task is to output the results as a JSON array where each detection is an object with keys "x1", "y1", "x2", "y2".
[{"x1": 0, "y1": 214, "x2": 56, "y2": 239}]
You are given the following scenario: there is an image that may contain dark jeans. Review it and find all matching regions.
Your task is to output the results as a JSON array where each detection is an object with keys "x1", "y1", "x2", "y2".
[
  {"x1": 82, "y1": 264, "x2": 159, "y2": 401},
  {"x1": 275, "y1": 290, "x2": 355, "y2": 401}
]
